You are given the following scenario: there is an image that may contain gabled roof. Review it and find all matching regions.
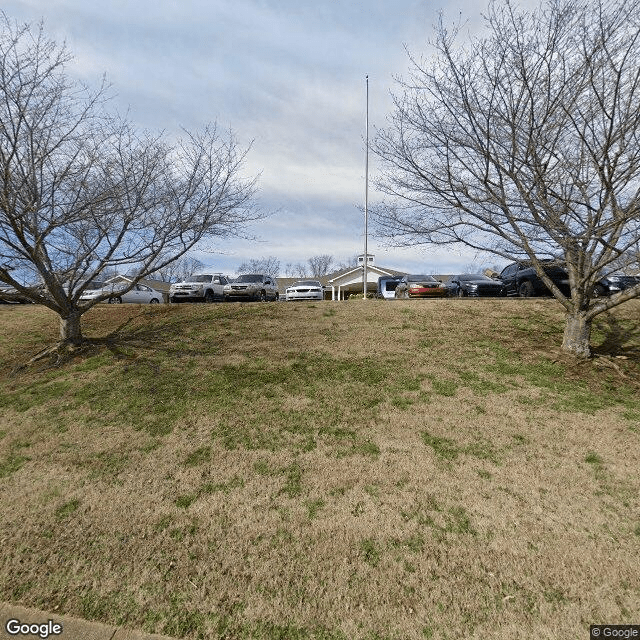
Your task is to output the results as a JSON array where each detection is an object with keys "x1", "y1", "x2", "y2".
[{"x1": 326, "y1": 264, "x2": 405, "y2": 287}]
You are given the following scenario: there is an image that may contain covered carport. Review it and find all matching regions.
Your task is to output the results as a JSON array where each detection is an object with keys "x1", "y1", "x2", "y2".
[{"x1": 327, "y1": 264, "x2": 400, "y2": 300}]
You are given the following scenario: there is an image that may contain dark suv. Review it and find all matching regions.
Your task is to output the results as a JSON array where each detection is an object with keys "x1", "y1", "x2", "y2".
[
  {"x1": 500, "y1": 261, "x2": 619, "y2": 297},
  {"x1": 500, "y1": 261, "x2": 570, "y2": 297}
]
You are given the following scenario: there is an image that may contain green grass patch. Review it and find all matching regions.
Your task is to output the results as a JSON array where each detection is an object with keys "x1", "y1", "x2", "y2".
[
  {"x1": 184, "y1": 446, "x2": 212, "y2": 467},
  {"x1": 585, "y1": 451, "x2": 604, "y2": 465},
  {"x1": 421, "y1": 431, "x2": 460, "y2": 460},
  {"x1": 55, "y1": 498, "x2": 81, "y2": 520},
  {"x1": 360, "y1": 538, "x2": 381, "y2": 567},
  {"x1": 0, "y1": 451, "x2": 31, "y2": 478}
]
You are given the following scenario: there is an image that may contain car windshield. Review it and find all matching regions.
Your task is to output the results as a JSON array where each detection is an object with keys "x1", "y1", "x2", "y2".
[
  {"x1": 189, "y1": 275, "x2": 213, "y2": 283},
  {"x1": 407, "y1": 275, "x2": 436, "y2": 282},
  {"x1": 236, "y1": 274, "x2": 263, "y2": 283},
  {"x1": 293, "y1": 280, "x2": 321, "y2": 287},
  {"x1": 458, "y1": 274, "x2": 494, "y2": 281},
  {"x1": 84, "y1": 281, "x2": 107, "y2": 290}
]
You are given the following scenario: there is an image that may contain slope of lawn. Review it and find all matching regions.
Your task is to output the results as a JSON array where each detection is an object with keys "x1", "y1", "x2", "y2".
[{"x1": 0, "y1": 298, "x2": 639, "y2": 640}]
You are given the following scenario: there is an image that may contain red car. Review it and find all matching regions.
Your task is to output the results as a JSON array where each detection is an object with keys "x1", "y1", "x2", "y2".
[{"x1": 394, "y1": 275, "x2": 448, "y2": 298}]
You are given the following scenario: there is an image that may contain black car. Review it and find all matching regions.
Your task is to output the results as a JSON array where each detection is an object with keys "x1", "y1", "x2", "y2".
[{"x1": 449, "y1": 274, "x2": 504, "y2": 297}]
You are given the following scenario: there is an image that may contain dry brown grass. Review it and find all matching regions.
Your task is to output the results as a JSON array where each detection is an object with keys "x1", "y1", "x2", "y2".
[{"x1": 0, "y1": 299, "x2": 639, "y2": 639}]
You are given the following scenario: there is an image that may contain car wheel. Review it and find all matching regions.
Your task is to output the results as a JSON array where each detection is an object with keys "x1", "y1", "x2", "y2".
[
  {"x1": 149, "y1": 298, "x2": 160, "y2": 304},
  {"x1": 518, "y1": 281, "x2": 535, "y2": 297},
  {"x1": 258, "y1": 290, "x2": 267, "y2": 302},
  {"x1": 108, "y1": 296, "x2": 122, "y2": 304},
  {"x1": 275, "y1": 292, "x2": 279, "y2": 301},
  {"x1": 204, "y1": 290, "x2": 215, "y2": 303},
  {"x1": 457, "y1": 288, "x2": 466, "y2": 298},
  {"x1": 592, "y1": 284, "x2": 606, "y2": 298}
]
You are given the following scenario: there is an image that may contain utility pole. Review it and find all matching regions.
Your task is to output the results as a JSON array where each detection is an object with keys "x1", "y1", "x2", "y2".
[{"x1": 363, "y1": 74, "x2": 369, "y2": 299}]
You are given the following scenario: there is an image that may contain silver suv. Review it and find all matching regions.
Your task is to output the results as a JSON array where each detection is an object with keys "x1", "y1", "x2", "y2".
[
  {"x1": 224, "y1": 274, "x2": 279, "y2": 302},
  {"x1": 169, "y1": 273, "x2": 230, "y2": 303}
]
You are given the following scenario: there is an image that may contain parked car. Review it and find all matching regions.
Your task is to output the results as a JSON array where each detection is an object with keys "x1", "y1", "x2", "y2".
[
  {"x1": 599, "y1": 273, "x2": 640, "y2": 292},
  {"x1": 0, "y1": 285, "x2": 33, "y2": 304},
  {"x1": 500, "y1": 260, "x2": 619, "y2": 297},
  {"x1": 499, "y1": 261, "x2": 565, "y2": 297},
  {"x1": 377, "y1": 275, "x2": 404, "y2": 299},
  {"x1": 394, "y1": 275, "x2": 448, "y2": 299},
  {"x1": 80, "y1": 283, "x2": 164, "y2": 304},
  {"x1": 169, "y1": 273, "x2": 229, "y2": 303},
  {"x1": 449, "y1": 274, "x2": 504, "y2": 297},
  {"x1": 285, "y1": 279, "x2": 324, "y2": 301},
  {"x1": 224, "y1": 274, "x2": 279, "y2": 302}
]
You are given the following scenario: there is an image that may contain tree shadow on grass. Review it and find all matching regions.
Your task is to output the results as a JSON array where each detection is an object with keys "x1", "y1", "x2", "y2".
[
  {"x1": 592, "y1": 313, "x2": 640, "y2": 358},
  {"x1": 13, "y1": 310, "x2": 210, "y2": 374},
  {"x1": 590, "y1": 313, "x2": 640, "y2": 384}
]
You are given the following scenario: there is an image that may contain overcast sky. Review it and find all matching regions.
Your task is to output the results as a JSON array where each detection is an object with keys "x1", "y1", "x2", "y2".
[{"x1": 4, "y1": 0, "x2": 505, "y2": 276}]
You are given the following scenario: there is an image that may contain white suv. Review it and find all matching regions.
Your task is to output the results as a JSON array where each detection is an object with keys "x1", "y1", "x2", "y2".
[
  {"x1": 224, "y1": 274, "x2": 279, "y2": 302},
  {"x1": 169, "y1": 273, "x2": 230, "y2": 303}
]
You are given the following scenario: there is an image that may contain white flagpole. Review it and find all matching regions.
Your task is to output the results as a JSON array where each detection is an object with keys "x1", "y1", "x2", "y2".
[{"x1": 364, "y1": 74, "x2": 369, "y2": 299}]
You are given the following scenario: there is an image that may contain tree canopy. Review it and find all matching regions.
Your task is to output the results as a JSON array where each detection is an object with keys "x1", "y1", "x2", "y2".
[
  {"x1": 374, "y1": 0, "x2": 640, "y2": 356},
  {"x1": 0, "y1": 15, "x2": 261, "y2": 346}
]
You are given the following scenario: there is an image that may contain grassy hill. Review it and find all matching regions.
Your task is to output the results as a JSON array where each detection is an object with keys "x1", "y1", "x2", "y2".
[{"x1": 0, "y1": 299, "x2": 639, "y2": 639}]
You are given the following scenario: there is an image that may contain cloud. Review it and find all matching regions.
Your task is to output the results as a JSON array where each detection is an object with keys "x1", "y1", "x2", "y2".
[{"x1": 3, "y1": 0, "x2": 510, "y2": 275}]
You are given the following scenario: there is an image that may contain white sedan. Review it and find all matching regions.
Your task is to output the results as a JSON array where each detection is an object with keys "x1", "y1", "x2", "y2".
[
  {"x1": 80, "y1": 283, "x2": 164, "y2": 304},
  {"x1": 285, "y1": 279, "x2": 324, "y2": 301}
]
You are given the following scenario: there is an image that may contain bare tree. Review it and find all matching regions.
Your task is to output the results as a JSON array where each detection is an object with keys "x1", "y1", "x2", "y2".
[
  {"x1": 284, "y1": 262, "x2": 308, "y2": 278},
  {"x1": 307, "y1": 254, "x2": 334, "y2": 278},
  {"x1": 0, "y1": 16, "x2": 261, "y2": 350},
  {"x1": 374, "y1": 0, "x2": 640, "y2": 357},
  {"x1": 284, "y1": 262, "x2": 305, "y2": 277},
  {"x1": 149, "y1": 255, "x2": 205, "y2": 282},
  {"x1": 336, "y1": 254, "x2": 359, "y2": 271},
  {"x1": 236, "y1": 255, "x2": 280, "y2": 277}
]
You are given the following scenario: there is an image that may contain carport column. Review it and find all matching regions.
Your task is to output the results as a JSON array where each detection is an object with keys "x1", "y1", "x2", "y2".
[{"x1": 331, "y1": 285, "x2": 336, "y2": 301}]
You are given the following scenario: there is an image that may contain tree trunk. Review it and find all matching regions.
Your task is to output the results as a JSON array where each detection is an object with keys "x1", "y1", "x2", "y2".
[
  {"x1": 562, "y1": 311, "x2": 591, "y2": 358},
  {"x1": 59, "y1": 312, "x2": 83, "y2": 345}
]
